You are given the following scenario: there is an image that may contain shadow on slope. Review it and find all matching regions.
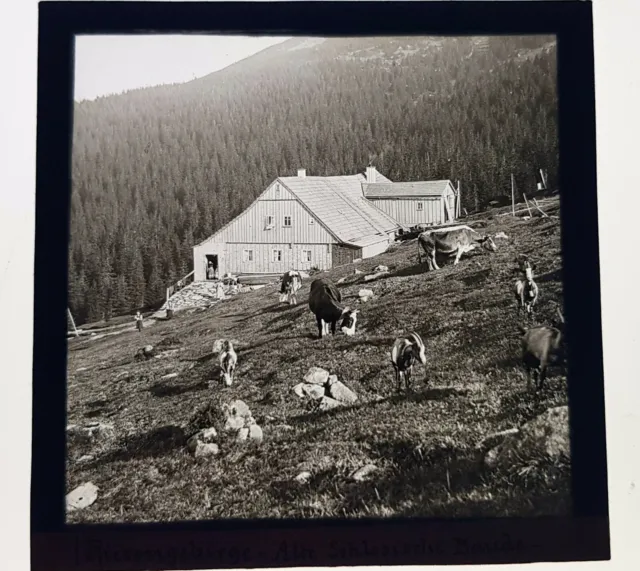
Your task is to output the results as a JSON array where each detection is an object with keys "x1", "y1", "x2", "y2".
[{"x1": 289, "y1": 386, "x2": 470, "y2": 425}]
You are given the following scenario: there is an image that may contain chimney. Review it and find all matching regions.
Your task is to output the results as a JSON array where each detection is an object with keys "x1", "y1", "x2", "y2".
[
  {"x1": 297, "y1": 169, "x2": 306, "y2": 178},
  {"x1": 366, "y1": 166, "x2": 377, "y2": 183}
]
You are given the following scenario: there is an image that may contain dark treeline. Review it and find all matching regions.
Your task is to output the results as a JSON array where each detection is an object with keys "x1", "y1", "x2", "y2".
[{"x1": 69, "y1": 35, "x2": 558, "y2": 325}]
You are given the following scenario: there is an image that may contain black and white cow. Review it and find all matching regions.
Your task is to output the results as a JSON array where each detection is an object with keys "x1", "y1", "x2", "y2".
[
  {"x1": 308, "y1": 278, "x2": 358, "y2": 339},
  {"x1": 417, "y1": 226, "x2": 497, "y2": 271},
  {"x1": 279, "y1": 270, "x2": 302, "y2": 305}
]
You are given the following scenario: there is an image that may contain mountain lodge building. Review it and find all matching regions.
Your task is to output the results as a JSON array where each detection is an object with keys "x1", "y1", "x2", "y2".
[{"x1": 192, "y1": 166, "x2": 459, "y2": 281}]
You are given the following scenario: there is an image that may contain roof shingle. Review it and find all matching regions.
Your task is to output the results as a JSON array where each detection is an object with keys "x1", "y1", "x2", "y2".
[
  {"x1": 363, "y1": 180, "x2": 453, "y2": 198},
  {"x1": 279, "y1": 173, "x2": 400, "y2": 245}
]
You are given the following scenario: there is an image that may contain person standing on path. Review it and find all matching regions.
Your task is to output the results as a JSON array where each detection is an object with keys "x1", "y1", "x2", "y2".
[{"x1": 135, "y1": 311, "x2": 143, "y2": 333}]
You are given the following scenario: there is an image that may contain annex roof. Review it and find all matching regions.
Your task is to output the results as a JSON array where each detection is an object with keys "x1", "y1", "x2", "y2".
[
  {"x1": 278, "y1": 173, "x2": 400, "y2": 246},
  {"x1": 363, "y1": 180, "x2": 453, "y2": 199}
]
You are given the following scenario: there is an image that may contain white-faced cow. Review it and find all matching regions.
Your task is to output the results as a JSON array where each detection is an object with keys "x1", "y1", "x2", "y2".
[
  {"x1": 279, "y1": 270, "x2": 302, "y2": 305},
  {"x1": 390, "y1": 332, "x2": 427, "y2": 391},
  {"x1": 308, "y1": 278, "x2": 358, "y2": 339},
  {"x1": 417, "y1": 226, "x2": 497, "y2": 271},
  {"x1": 219, "y1": 340, "x2": 237, "y2": 387}
]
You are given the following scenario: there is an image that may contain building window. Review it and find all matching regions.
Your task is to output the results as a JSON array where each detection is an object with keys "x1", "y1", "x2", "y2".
[
  {"x1": 243, "y1": 249, "x2": 254, "y2": 262},
  {"x1": 309, "y1": 217, "x2": 315, "y2": 225},
  {"x1": 302, "y1": 250, "x2": 312, "y2": 262},
  {"x1": 275, "y1": 183, "x2": 280, "y2": 194},
  {"x1": 417, "y1": 202, "x2": 424, "y2": 211},
  {"x1": 265, "y1": 215, "x2": 275, "y2": 229},
  {"x1": 283, "y1": 216, "x2": 292, "y2": 227},
  {"x1": 272, "y1": 249, "x2": 282, "y2": 262},
  {"x1": 327, "y1": 244, "x2": 330, "y2": 254}
]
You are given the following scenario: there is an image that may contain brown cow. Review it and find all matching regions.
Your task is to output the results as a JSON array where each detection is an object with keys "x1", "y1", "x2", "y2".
[{"x1": 418, "y1": 226, "x2": 498, "y2": 271}]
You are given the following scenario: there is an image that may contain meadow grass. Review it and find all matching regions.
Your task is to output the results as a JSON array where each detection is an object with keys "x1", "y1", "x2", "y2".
[{"x1": 66, "y1": 199, "x2": 570, "y2": 523}]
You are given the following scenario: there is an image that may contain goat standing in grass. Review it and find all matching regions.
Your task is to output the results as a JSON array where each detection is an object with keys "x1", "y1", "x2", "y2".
[
  {"x1": 514, "y1": 258, "x2": 539, "y2": 318},
  {"x1": 519, "y1": 307, "x2": 565, "y2": 391},
  {"x1": 219, "y1": 340, "x2": 237, "y2": 387},
  {"x1": 391, "y1": 332, "x2": 427, "y2": 391}
]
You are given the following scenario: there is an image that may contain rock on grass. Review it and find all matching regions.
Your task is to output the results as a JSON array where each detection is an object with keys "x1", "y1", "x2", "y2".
[
  {"x1": 304, "y1": 367, "x2": 330, "y2": 385},
  {"x1": 327, "y1": 377, "x2": 358, "y2": 404},
  {"x1": 66, "y1": 482, "x2": 99, "y2": 512}
]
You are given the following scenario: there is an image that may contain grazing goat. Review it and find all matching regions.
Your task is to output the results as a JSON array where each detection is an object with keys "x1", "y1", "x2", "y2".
[
  {"x1": 279, "y1": 270, "x2": 302, "y2": 305},
  {"x1": 219, "y1": 340, "x2": 237, "y2": 387},
  {"x1": 519, "y1": 307, "x2": 565, "y2": 391},
  {"x1": 418, "y1": 226, "x2": 497, "y2": 271},
  {"x1": 308, "y1": 278, "x2": 359, "y2": 339},
  {"x1": 515, "y1": 254, "x2": 536, "y2": 273},
  {"x1": 514, "y1": 259, "x2": 539, "y2": 316},
  {"x1": 391, "y1": 332, "x2": 427, "y2": 391}
]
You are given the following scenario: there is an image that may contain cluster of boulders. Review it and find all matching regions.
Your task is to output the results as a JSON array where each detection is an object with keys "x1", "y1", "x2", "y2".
[
  {"x1": 293, "y1": 367, "x2": 358, "y2": 411},
  {"x1": 67, "y1": 421, "x2": 115, "y2": 447},
  {"x1": 477, "y1": 405, "x2": 570, "y2": 470},
  {"x1": 159, "y1": 281, "x2": 233, "y2": 312},
  {"x1": 135, "y1": 345, "x2": 156, "y2": 360},
  {"x1": 186, "y1": 399, "x2": 263, "y2": 458},
  {"x1": 66, "y1": 421, "x2": 115, "y2": 511},
  {"x1": 160, "y1": 278, "x2": 267, "y2": 313},
  {"x1": 294, "y1": 456, "x2": 378, "y2": 486}
]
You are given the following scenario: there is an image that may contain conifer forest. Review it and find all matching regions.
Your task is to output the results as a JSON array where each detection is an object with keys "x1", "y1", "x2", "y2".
[{"x1": 69, "y1": 35, "x2": 558, "y2": 325}]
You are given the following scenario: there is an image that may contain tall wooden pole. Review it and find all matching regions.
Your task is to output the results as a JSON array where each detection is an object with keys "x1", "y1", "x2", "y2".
[
  {"x1": 539, "y1": 168, "x2": 548, "y2": 190},
  {"x1": 67, "y1": 307, "x2": 79, "y2": 337},
  {"x1": 511, "y1": 173, "x2": 515, "y2": 217}
]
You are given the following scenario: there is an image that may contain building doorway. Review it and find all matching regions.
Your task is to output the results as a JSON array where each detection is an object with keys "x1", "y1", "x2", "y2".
[
  {"x1": 445, "y1": 194, "x2": 456, "y2": 222},
  {"x1": 206, "y1": 254, "x2": 219, "y2": 280}
]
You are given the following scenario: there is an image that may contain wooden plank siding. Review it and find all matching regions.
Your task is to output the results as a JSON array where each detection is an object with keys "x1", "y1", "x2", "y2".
[
  {"x1": 193, "y1": 180, "x2": 337, "y2": 279},
  {"x1": 193, "y1": 243, "x2": 331, "y2": 277},
  {"x1": 209, "y1": 201, "x2": 335, "y2": 245},
  {"x1": 361, "y1": 238, "x2": 392, "y2": 259},
  {"x1": 332, "y1": 244, "x2": 361, "y2": 267},
  {"x1": 369, "y1": 197, "x2": 445, "y2": 227}
]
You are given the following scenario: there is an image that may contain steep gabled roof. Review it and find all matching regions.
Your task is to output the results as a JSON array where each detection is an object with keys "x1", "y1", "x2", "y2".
[
  {"x1": 278, "y1": 173, "x2": 400, "y2": 246},
  {"x1": 363, "y1": 180, "x2": 453, "y2": 198}
]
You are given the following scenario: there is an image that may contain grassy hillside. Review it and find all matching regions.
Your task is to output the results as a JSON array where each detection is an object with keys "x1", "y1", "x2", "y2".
[{"x1": 66, "y1": 201, "x2": 570, "y2": 523}]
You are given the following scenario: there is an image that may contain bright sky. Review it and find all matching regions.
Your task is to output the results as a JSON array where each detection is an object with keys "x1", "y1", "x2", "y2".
[{"x1": 73, "y1": 35, "x2": 291, "y2": 101}]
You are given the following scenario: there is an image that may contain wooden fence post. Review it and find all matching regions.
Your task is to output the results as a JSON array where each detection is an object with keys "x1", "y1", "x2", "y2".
[
  {"x1": 532, "y1": 198, "x2": 549, "y2": 218},
  {"x1": 522, "y1": 193, "x2": 533, "y2": 217},
  {"x1": 511, "y1": 173, "x2": 516, "y2": 217}
]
